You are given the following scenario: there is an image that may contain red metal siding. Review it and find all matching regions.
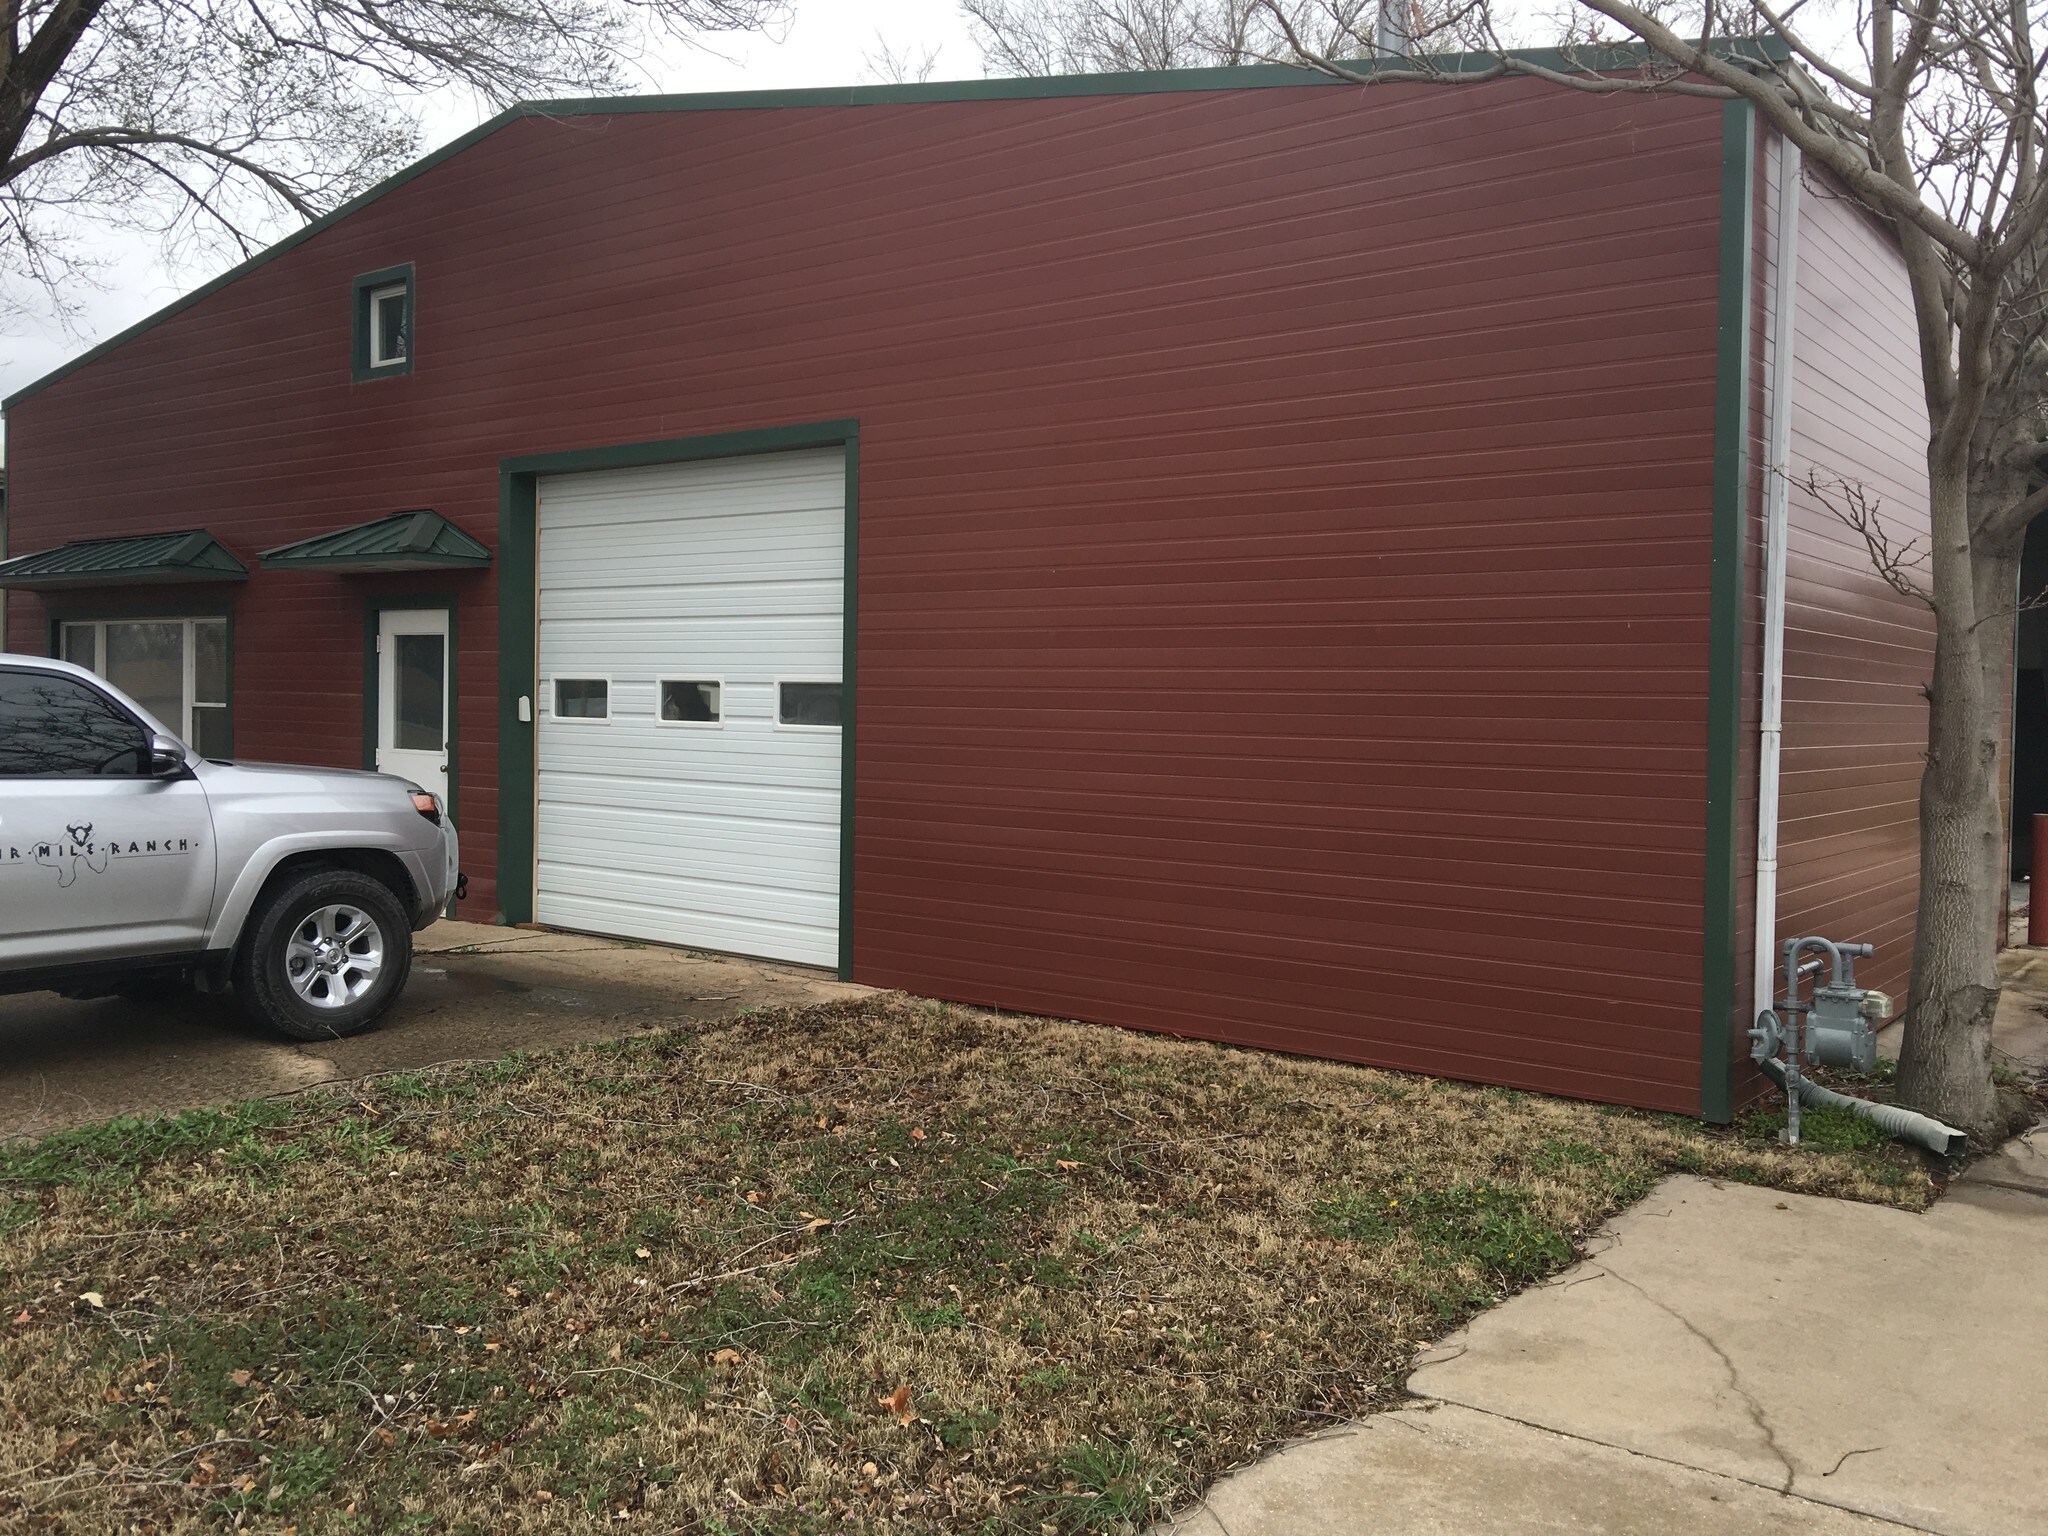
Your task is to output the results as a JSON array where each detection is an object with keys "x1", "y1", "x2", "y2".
[
  {"x1": 1771, "y1": 165, "x2": 1933, "y2": 1019},
  {"x1": 5, "y1": 81, "x2": 1728, "y2": 1110}
]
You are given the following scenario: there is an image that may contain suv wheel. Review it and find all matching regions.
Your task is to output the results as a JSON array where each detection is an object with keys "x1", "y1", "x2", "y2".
[{"x1": 235, "y1": 869, "x2": 412, "y2": 1041}]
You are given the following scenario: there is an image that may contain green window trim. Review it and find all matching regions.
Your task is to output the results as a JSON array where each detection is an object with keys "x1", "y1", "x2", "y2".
[
  {"x1": 351, "y1": 264, "x2": 414, "y2": 383},
  {"x1": 496, "y1": 419, "x2": 859, "y2": 980},
  {"x1": 1702, "y1": 97, "x2": 1757, "y2": 1124}
]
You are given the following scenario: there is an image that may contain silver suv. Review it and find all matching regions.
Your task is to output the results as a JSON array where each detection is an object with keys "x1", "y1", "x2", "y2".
[{"x1": 0, "y1": 654, "x2": 461, "y2": 1040}]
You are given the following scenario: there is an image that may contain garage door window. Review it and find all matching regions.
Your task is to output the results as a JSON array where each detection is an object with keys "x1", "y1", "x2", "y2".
[
  {"x1": 59, "y1": 616, "x2": 231, "y2": 758},
  {"x1": 778, "y1": 681, "x2": 842, "y2": 729},
  {"x1": 659, "y1": 680, "x2": 721, "y2": 724},
  {"x1": 553, "y1": 678, "x2": 609, "y2": 721}
]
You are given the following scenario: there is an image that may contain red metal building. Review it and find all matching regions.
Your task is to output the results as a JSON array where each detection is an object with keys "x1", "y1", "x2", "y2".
[{"x1": 0, "y1": 64, "x2": 1933, "y2": 1118}]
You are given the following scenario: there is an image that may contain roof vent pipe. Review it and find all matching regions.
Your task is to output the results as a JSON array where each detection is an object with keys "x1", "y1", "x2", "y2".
[
  {"x1": 1754, "y1": 133, "x2": 1802, "y2": 1028},
  {"x1": 1375, "y1": 0, "x2": 1417, "y2": 55}
]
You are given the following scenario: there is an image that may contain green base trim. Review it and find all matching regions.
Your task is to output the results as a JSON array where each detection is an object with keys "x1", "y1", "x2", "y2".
[
  {"x1": 1702, "y1": 97, "x2": 1757, "y2": 1124},
  {"x1": 496, "y1": 420, "x2": 859, "y2": 979}
]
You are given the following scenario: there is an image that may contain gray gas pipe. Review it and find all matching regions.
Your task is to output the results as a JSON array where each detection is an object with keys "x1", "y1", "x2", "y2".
[{"x1": 1747, "y1": 938, "x2": 1965, "y2": 1155}]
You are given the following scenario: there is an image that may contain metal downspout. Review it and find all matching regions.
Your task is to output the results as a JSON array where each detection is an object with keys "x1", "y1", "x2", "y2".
[{"x1": 1754, "y1": 135, "x2": 1802, "y2": 1023}]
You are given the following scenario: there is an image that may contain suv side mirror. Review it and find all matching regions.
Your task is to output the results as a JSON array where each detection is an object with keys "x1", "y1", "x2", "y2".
[{"x1": 146, "y1": 732, "x2": 189, "y2": 777}]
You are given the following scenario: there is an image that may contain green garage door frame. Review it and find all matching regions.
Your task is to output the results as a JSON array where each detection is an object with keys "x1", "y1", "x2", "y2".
[{"x1": 497, "y1": 418, "x2": 861, "y2": 980}]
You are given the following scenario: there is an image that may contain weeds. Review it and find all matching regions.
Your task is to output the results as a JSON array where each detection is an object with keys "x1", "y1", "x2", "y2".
[{"x1": 0, "y1": 994, "x2": 1930, "y2": 1534}]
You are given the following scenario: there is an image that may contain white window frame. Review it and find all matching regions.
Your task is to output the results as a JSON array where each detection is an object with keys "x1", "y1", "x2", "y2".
[
  {"x1": 774, "y1": 677, "x2": 844, "y2": 732},
  {"x1": 59, "y1": 616, "x2": 229, "y2": 748},
  {"x1": 655, "y1": 677, "x2": 724, "y2": 729},
  {"x1": 367, "y1": 282, "x2": 409, "y2": 367},
  {"x1": 547, "y1": 675, "x2": 612, "y2": 724}
]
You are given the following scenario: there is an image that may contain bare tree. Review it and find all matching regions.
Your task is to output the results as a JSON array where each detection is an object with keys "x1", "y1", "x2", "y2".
[
  {"x1": 863, "y1": 32, "x2": 944, "y2": 86},
  {"x1": 0, "y1": 0, "x2": 787, "y2": 325},
  {"x1": 1259, "y1": 1, "x2": 2047, "y2": 1140},
  {"x1": 962, "y1": 0, "x2": 1374, "y2": 76}
]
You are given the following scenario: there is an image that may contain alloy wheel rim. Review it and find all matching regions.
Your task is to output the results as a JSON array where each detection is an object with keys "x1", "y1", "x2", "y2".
[{"x1": 284, "y1": 903, "x2": 384, "y2": 1009}]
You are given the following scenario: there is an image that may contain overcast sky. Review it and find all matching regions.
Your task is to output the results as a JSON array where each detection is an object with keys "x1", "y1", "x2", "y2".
[{"x1": 0, "y1": 0, "x2": 984, "y2": 403}]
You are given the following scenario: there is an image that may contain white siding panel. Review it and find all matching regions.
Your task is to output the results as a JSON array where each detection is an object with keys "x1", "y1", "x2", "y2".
[{"x1": 535, "y1": 447, "x2": 844, "y2": 965}]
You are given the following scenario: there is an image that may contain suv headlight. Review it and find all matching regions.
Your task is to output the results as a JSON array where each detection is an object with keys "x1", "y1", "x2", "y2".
[{"x1": 407, "y1": 786, "x2": 443, "y2": 825}]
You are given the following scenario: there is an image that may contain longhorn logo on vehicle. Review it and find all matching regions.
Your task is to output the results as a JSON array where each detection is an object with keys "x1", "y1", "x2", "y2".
[{"x1": 1, "y1": 822, "x2": 200, "y2": 889}]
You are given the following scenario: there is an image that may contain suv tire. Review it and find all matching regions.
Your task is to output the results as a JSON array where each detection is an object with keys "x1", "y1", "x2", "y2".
[{"x1": 235, "y1": 868, "x2": 412, "y2": 1041}]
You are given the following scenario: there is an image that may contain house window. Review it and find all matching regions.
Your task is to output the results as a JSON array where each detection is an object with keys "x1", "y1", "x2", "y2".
[
  {"x1": 368, "y1": 284, "x2": 409, "y2": 367},
  {"x1": 351, "y1": 264, "x2": 414, "y2": 380},
  {"x1": 59, "y1": 617, "x2": 231, "y2": 758}
]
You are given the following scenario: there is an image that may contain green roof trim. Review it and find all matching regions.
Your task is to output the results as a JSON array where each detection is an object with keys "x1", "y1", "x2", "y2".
[
  {"x1": 0, "y1": 529, "x2": 248, "y2": 589},
  {"x1": 0, "y1": 39, "x2": 1793, "y2": 414},
  {"x1": 260, "y1": 509, "x2": 492, "y2": 571}
]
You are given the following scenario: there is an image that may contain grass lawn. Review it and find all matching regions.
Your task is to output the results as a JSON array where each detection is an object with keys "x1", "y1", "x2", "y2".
[{"x1": 0, "y1": 995, "x2": 1930, "y2": 1534}]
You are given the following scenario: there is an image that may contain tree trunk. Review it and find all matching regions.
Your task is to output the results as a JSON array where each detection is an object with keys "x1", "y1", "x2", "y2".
[{"x1": 1897, "y1": 457, "x2": 2012, "y2": 1140}]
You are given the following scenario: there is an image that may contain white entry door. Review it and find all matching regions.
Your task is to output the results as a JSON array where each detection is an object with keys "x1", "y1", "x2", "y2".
[
  {"x1": 376, "y1": 608, "x2": 450, "y2": 803},
  {"x1": 534, "y1": 447, "x2": 844, "y2": 966}
]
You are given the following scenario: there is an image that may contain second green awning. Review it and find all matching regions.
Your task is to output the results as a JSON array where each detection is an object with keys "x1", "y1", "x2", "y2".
[{"x1": 260, "y1": 510, "x2": 491, "y2": 572}]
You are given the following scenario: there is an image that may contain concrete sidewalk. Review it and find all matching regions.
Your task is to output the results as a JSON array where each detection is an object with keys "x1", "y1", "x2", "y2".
[{"x1": 1167, "y1": 1171, "x2": 2047, "y2": 1535}]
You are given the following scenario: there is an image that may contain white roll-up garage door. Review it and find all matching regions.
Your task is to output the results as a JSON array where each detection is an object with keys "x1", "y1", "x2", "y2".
[{"x1": 534, "y1": 447, "x2": 844, "y2": 966}]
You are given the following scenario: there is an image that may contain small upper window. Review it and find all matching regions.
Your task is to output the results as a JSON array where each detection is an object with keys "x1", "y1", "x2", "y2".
[
  {"x1": 369, "y1": 284, "x2": 409, "y2": 367},
  {"x1": 352, "y1": 265, "x2": 414, "y2": 380}
]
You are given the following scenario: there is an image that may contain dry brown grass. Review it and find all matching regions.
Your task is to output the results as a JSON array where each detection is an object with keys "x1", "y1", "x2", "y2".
[{"x1": 0, "y1": 994, "x2": 1931, "y2": 1534}]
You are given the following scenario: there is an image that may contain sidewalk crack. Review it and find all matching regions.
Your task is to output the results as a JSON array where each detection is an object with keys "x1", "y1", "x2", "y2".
[{"x1": 1595, "y1": 1264, "x2": 1798, "y2": 1492}]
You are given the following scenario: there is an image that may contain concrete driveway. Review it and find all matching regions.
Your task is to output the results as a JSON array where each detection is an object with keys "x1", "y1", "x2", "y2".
[{"x1": 0, "y1": 920, "x2": 868, "y2": 1141}]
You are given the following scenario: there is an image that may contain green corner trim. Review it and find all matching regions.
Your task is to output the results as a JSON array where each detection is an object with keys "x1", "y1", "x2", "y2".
[
  {"x1": 496, "y1": 419, "x2": 859, "y2": 979},
  {"x1": 840, "y1": 436, "x2": 860, "y2": 982},
  {"x1": 3, "y1": 39, "x2": 1789, "y2": 413},
  {"x1": 1702, "y1": 97, "x2": 1756, "y2": 1125}
]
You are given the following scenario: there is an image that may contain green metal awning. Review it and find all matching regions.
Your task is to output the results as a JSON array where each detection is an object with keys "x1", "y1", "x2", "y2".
[
  {"x1": 0, "y1": 529, "x2": 249, "y2": 589},
  {"x1": 260, "y1": 509, "x2": 491, "y2": 572}
]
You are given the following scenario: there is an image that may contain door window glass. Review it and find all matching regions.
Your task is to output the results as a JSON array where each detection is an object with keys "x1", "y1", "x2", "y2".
[
  {"x1": 57, "y1": 616, "x2": 232, "y2": 757},
  {"x1": 393, "y1": 633, "x2": 446, "y2": 750},
  {"x1": 0, "y1": 670, "x2": 148, "y2": 776},
  {"x1": 778, "y1": 681, "x2": 842, "y2": 728},
  {"x1": 659, "y1": 680, "x2": 721, "y2": 723}
]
